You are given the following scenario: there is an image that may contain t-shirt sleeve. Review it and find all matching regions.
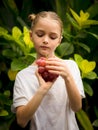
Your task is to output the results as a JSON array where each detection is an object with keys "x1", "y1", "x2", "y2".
[
  {"x1": 66, "y1": 60, "x2": 85, "y2": 98},
  {"x1": 11, "y1": 73, "x2": 28, "y2": 113}
]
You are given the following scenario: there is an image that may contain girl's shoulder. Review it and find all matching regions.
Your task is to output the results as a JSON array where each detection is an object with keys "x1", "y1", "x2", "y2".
[
  {"x1": 63, "y1": 59, "x2": 79, "y2": 71},
  {"x1": 63, "y1": 59, "x2": 77, "y2": 65},
  {"x1": 16, "y1": 65, "x2": 37, "y2": 78}
]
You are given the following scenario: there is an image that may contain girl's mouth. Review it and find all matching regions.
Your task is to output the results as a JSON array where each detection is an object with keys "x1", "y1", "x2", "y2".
[{"x1": 40, "y1": 46, "x2": 49, "y2": 49}]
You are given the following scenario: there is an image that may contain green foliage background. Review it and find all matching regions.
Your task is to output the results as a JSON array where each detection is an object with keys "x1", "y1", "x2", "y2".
[{"x1": 0, "y1": 0, "x2": 98, "y2": 130}]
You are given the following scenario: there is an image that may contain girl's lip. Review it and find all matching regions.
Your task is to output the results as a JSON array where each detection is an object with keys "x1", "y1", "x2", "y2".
[{"x1": 40, "y1": 46, "x2": 49, "y2": 49}]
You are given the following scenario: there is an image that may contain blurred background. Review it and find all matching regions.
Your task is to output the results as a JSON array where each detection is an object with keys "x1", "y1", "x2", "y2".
[{"x1": 0, "y1": 0, "x2": 98, "y2": 130}]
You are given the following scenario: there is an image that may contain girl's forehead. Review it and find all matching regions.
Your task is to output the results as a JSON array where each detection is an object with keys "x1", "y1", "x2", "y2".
[
  {"x1": 32, "y1": 17, "x2": 62, "y2": 35},
  {"x1": 36, "y1": 17, "x2": 60, "y2": 26}
]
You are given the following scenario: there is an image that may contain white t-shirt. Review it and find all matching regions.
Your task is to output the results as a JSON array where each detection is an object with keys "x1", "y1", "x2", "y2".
[{"x1": 11, "y1": 60, "x2": 85, "y2": 130}]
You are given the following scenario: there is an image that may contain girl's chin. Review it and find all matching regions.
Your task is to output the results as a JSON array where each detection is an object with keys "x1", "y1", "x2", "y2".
[{"x1": 39, "y1": 52, "x2": 49, "y2": 57}]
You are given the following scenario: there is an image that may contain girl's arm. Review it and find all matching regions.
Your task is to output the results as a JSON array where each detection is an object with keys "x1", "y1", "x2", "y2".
[
  {"x1": 16, "y1": 72, "x2": 54, "y2": 128},
  {"x1": 46, "y1": 57, "x2": 82, "y2": 112}
]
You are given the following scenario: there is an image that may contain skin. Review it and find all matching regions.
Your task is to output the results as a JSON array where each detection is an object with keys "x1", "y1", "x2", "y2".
[
  {"x1": 30, "y1": 17, "x2": 62, "y2": 58},
  {"x1": 16, "y1": 17, "x2": 82, "y2": 128}
]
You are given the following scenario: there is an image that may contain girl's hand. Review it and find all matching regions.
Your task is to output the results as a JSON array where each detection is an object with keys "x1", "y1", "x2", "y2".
[
  {"x1": 35, "y1": 71, "x2": 55, "y2": 94},
  {"x1": 46, "y1": 57, "x2": 69, "y2": 78}
]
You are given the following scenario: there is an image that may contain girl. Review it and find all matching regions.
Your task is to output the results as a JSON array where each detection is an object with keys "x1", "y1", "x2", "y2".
[{"x1": 11, "y1": 11, "x2": 85, "y2": 130}]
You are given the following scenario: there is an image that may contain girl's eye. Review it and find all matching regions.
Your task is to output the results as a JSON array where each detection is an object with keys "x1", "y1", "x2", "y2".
[
  {"x1": 36, "y1": 31, "x2": 44, "y2": 37},
  {"x1": 37, "y1": 33, "x2": 44, "y2": 37},
  {"x1": 50, "y1": 36, "x2": 57, "y2": 40},
  {"x1": 50, "y1": 34, "x2": 58, "y2": 40}
]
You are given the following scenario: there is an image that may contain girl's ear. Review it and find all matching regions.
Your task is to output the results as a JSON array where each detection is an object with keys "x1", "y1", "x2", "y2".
[
  {"x1": 58, "y1": 36, "x2": 63, "y2": 44},
  {"x1": 29, "y1": 30, "x2": 32, "y2": 40},
  {"x1": 60, "y1": 36, "x2": 63, "y2": 42},
  {"x1": 56, "y1": 36, "x2": 63, "y2": 48}
]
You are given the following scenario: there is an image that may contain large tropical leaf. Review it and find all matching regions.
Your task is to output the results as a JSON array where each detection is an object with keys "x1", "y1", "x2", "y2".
[
  {"x1": 11, "y1": 56, "x2": 35, "y2": 71},
  {"x1": 56, "y1": 42, "x2": 74, "y2": 57}
]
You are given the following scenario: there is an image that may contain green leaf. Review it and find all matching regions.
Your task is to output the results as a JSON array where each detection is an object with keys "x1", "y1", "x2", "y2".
[
  {"x1": 77, "y1": 42, "x2": 90, "y2": 53},
  {"x1": 87, "y1": 3, "x2": 98, "y2": 18},
  {"x1": 63, "y1": 29, "x2": 74, "y2": 41},
  {"x1": 70, "y1": 8, "x2": 80, "y2": 24},
  {"x1": 83, "y1": 71, "x2": 97, "y2": 79},
  {"x1": 83, "y1": 20, "x2": 98, "y2": 26},
  {"x1": 94, "y1": 106, "x2": 98, "y2": 119},
  {"x1": 0, "y1": 109, "x2": 9, "y2": 116},
  {"x1": 2, "y1": 49, "x2": 17, "y2": 59},
  {"x1": 12, "y1": 26, "x2": 22, "y2": 40},
  {"x1": 92, "y1": 119, "x2": 98, "y2": 127},
  {"x1": 3, "y1": 0, "x2": 19, "y2": 15},
  {"x1": 56, "y1": 42, "x2": 74, "y2": 57},
  {"x1": 76, "y1": 109, "x2": 94, "y2": 130},
  {"x1": 80, "y1": 60, "x2": 96, "y2": 74},
  {"x1": 23, "y1": 26, "x2": 34, "y2": 48},
  {"x1": 0, "y1": 26, "x2": 8, "y2": 34},
  {"x1": 4, "y1": 90, "x2": 10, "y2": 97},
  {"x1": 87, "y1": 31, "x2": 98, "y2": 40},
  {"x1": 0, "y1": 31, "x2": 14, "y2": 41},
  {"x1": 11, "y1": 58, "x2": 28, "y2": 71},
  {"x1": 83, "y1": 81, "x2": 93, "y2": 96},
  {"x1": 74, "y1": 54, "x2": 83, "y2": 67},
  {"x1": 11, "y1": 56, "x2": 35, "y2": 71},
  {"x1": 66, "y1": 13, "x2": 81, "y2": 30}
]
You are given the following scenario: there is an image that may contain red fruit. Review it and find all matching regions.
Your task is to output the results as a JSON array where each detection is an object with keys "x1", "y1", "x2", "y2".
[
  {"x1": 48, "y1": 73, "x2": 59, "y2": 82},
  {"x1": 36, "y1": 57, "x2": 46, "y2": 67},
  {"x1": 36, "y1": 57, "x2": 59, "y2": 82},
  {"x1": 41, "y1": 70, "x2": 49, "y2": 82},
  {"x1": 38, "y1": 66, "x2": 45, "y2": 74}
]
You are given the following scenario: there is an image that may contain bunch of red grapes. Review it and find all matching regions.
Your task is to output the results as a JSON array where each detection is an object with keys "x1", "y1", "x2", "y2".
[{"x1": 36, "y1": 57, "x2": 58, "y2": 82}]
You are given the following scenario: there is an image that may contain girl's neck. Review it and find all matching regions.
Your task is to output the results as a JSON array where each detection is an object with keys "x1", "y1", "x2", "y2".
[{"x1": 36, "y1": 54, "x2": 56, "y2": 59}]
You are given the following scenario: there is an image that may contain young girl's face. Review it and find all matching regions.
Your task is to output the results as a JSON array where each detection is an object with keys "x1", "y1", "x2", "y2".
[{"x1": 30, "y1": 17, "x2": 62, "y2": 58}]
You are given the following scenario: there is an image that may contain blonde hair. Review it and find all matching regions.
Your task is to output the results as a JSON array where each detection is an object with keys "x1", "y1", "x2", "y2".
[{"x1": 28, "y1": 11, "x2": 63, "y2": 34}]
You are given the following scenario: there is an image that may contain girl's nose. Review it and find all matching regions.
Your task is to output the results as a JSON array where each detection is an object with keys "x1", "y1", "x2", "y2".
[{"x1": 43, "y1": 36, "x2": 49, "y2": 44}]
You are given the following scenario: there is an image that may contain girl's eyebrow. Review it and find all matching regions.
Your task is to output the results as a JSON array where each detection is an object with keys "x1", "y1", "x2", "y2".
[
  {"x1": 35, "y1": 29, "x2": 60, "y2": 36},
  {"x1": 35, "y1": 29, "x2": 44, "y2": 32}
]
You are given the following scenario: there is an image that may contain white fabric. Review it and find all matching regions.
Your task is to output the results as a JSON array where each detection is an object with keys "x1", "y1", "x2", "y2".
[{"x1": 11, "y1": 60, "x2": 85, "y2": 130}]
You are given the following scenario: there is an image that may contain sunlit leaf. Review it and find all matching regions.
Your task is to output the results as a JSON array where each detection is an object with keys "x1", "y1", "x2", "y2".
[
  {"x1": 82, "y1": 20, "x2": 98, "y2": 27},
  {"x1": 70, "y1": 8, "x2": 81, "y2": 25},
  {"x1": 0, "y1": 110, "x2": 9, "y2": 116},
  {"x1": 23, "y1": 26, "x2": 34, "y2": 48},
  {"x1": 70, "y1": 8, "x2": 98, "y2": 28},
  {"x1": 0, "y1": 32, "x2": 14, "y2": 41},
  {"x1": 80, "y1": 10, "x2": 90, "y2": 21},
  {"x1": 8, "y1": 69, "x2": 18, "y2": 81},
  {"x1": 66, "y1": 13, "x2": 81, "y2": 30},
  {"x1": 12, "y1": 26, "x2": 22, "y2": 40},
  {"x1": 80, "y1": 60, "x2": 96, "y2": 73},
  {"x1": 74, "y1": 54, "x2": 83, "y2": 67}
]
